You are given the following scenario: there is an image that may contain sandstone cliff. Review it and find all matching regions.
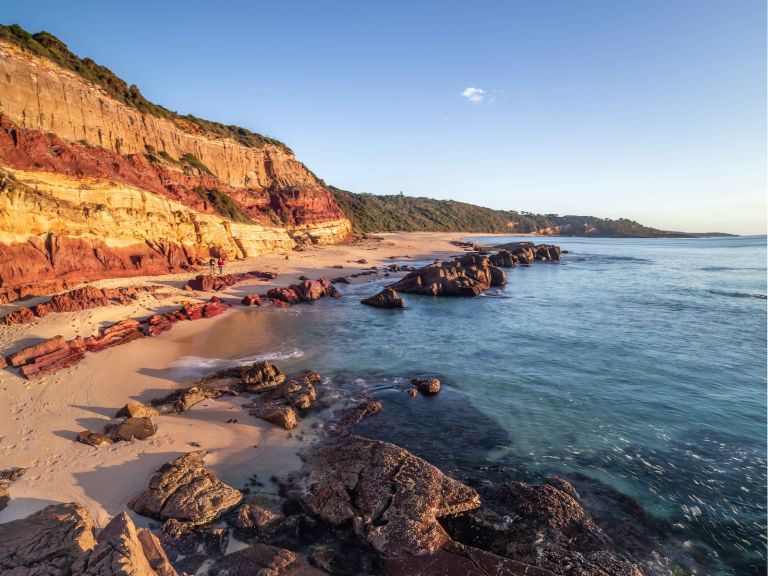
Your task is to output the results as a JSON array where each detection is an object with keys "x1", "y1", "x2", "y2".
[{"x1": 0, "y1": 33, "x2": 351, "y2": 302}]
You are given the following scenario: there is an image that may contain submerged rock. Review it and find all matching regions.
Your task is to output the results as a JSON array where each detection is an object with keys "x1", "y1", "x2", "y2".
[
  {"x1": 0, "y1": 502, "x2": 96, "y2": 575},
  {"x1": 411, "y1": 377, "x2": 441, "y2": 395},
  {"x1": 299, "y1": 435, "x2": 480, "y2": 557},
  {"x1": 72, "y1": 512, "x2": 178, "y2": 576},
  {"x1": 207, "y1": 543, "x2": 325, "y2": 576},
  {"x1": 442, "y1": 476, "x2": 643, "y2": 576},
  {"x1": 129, "y1": 451, "x2": 243, "y2": 526},
  {"x1": 385, "y1": 541, "x2": 556, "y2": 576},
  {"x1": 361, "y1": 287, "x2": 405, "y2": 308}
]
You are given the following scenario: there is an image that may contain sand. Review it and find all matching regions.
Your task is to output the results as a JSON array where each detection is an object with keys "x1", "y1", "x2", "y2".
[{"x1": 0, "y1": 232, "x2": 484, "y2": 526}]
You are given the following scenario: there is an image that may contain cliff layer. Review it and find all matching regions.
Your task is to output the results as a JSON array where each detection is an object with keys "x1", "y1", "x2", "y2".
[{"x1": 0, "y1": 33, "x2": 351, "y2": 303}]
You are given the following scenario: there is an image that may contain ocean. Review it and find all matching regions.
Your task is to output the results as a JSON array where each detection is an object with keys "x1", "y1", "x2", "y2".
[{"x1": 170, "y1": 235, "x2": 767, "y2": 575}]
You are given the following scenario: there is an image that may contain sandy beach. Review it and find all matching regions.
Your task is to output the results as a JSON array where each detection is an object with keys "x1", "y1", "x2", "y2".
[{"x1": 0, "y1": 232, "x2": 478, "y2": 527}]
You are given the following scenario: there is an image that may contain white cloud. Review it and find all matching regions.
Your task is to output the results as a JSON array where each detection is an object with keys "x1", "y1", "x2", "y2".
[{"x1": 461, "y1": 86, "x2": 485, "y2": 103}]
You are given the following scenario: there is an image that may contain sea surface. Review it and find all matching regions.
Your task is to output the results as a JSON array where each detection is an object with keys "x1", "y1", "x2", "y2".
[{"x1": 172, "y1": 235, "x2": 767, "y2": 575}]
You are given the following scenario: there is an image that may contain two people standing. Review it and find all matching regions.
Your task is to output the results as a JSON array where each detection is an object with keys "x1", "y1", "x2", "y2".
[{"x1": 208, "y1": 255, "x2": 226, "y2": 275}]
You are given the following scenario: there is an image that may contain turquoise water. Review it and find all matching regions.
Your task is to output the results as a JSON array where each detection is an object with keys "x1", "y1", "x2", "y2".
[{"x1": 178, "y1": 235, "x2": 767, "y2": 574}]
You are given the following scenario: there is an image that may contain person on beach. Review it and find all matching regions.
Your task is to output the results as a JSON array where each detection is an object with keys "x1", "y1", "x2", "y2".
[
  {"x1": 209, "y1": 257, "x2": 216, "y2": 275},
  {"x1": 218, "y1": 256, "x2": 225, "y2": 275}
]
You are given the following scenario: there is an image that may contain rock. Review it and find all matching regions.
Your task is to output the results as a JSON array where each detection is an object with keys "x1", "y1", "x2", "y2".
[
  {"x1": 241, "y1": 294, "x2": 263, "y2": 306},
  {"x1": 77, "y1": 430, "x2": 115, "y2": 446},
  {"x1": 151, "y1": 380, "x2": 240, "y2": 413},
  {"x1": 184, "y1": 271, "x2": 277, "y2": 292},
  {"x1": 9, "y1": 335, "x2": 66, "y2": 367},
  {"x1": 331, "y1": 276, "x2": 350, "y2": 284},
  {"x1": 0, "y1": 503, "x2": 96, "y2": 575},
  {"x1": 338, "y1": 400, "x2": 383, "y2": 426},
  {"x1": 105, "y1": 417, "x2": 156, "y2": 441},
  {"x1": 0, "y1": 286, "x2": 160, "y2": 326},
  {"x1": 0, "y1": 305, "x2": 35, "y2": 325},
  {"x1": 71, "y1": 512, "x2": 178, "y2": 576},
  {"x1": 385, "y1": 541, "x2": 556, "y2": 576},
  {"x1": 233, "y1": 498, "x2": 291, "y2": 543},
  {"x1": 159, "y1": 519, "x2": 228, "y2": 563},
  {"x1": 207, "y1": 543, "x2": 326, "y2": 576},
  {"x1": 388, "y1": 254, "x2": 505, "y2": 297},
  {"x1": 442, "y1": 477, "x2": 643, "y2": 576},
  {"x1": 129, "y1": 451, "x2": 243, "y2": 526},
  {"x1": 268, "y1": 287, "x2": 300, "y2": 304},
  {"x1": 356, "y1": 259, "x2": 368, "y2": 264},
  {"x1": 250, "y1": 403, "x2": 298, "y2": 430},
  {"x1": 15, "y1": 336, "x2": 88, "y2": 379},
  {"x1": 0, "y1": 466, "x2": 27, "y2": 481},
  {"x1": 411, "y1": 377, "x2": 441, "y2": 395},
  {"x1": 272, "y1": 298, "x2": 291, "y2": 308},
  {"x1": 116, "y1": 402, "x2": 159, "y2": 419},
  {"x1": 361, "y1": 287, "x2": 405, "y2": 309},
  {"x1": 328, "y1": 286, "x2": 342, "y2": 298},
  {"x1": 0, "y1": 480, "x2": 8, "y2": 512},
  {"x1": 239, "y1": 360, "x2": 286, "y2": 391},
  {"x1": 261, "y1": 378, "x2": 318, "y2": 410},
  {"x1": 84, "y1": 319, "x2": 145, "y2": 352},
  {"x1": 299, "y1": 435, "x2": 480, "y2": 557}
]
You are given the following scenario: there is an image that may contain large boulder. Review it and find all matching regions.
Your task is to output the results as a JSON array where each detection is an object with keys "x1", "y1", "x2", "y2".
[
  {"x1": 299, "y1": 435, "x2": 480, "y2": 557},
  {"x1": 0, "y1": 502, "x2": 96, "y2": 575},
  {"x1": 388, "y1": 254, "x2": 505, "y2": 297},
  {"x1": 72, "y1": 512, "x2": 178, "y2": 576},
  {"x1": 129, "y1": 451, "x2": 243, "y2": 526},
  {"x1": 207, "y1": 544, "x2": 326, "y2": 576}
]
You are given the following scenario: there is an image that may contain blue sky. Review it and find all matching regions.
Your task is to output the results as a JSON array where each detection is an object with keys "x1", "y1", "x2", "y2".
[{"x1": 3, "y1": 0, "x2": 765, "y2": 234}]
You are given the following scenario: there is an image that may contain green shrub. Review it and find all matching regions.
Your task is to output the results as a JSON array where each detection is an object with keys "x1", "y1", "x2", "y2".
[{"x1": 194, "y1": 187, "x2": 252, "y2": 223}]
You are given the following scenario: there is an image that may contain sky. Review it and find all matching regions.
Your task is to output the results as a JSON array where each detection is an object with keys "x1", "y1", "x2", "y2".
[{"x1": 2, "y1": 0, "x2": 766, "y2": 234}]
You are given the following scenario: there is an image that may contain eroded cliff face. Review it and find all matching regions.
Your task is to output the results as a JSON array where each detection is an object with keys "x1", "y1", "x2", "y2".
[{"x1": 0, "y1": 41, "x2": 351, "y2": 302}]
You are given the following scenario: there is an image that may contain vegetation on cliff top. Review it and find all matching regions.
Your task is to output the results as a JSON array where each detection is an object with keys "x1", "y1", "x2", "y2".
[
  {"x1": 331, "y1": 187, "x2": 722, "y2": 237},
  {"x1": 0, "y1": 24, "x2": 287, "y2": 150}
]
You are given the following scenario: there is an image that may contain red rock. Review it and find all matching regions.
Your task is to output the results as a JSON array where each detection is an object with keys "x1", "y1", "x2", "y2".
[
  {"x1": 84, "y1": 320, "x2": 144, "y2": 352},
  {"x1": 184, "y1": 271, "x2": 278, "y2": 292},
  {"x1": 203, "y1": 302, "x2": 226, "y2": 318},
  {"x1": 267, "y1": 287, "x2": 299, "y2": 303},
  {"x1": 241, "y1": 294, "x2": 262, "y2": 306},
  {"x1": 18, "y1": 338, "x2": 87, "y2": 379},
  {"x1": 9, "y1": 336, "x2": 66, "y2": 367},
  {"x1": 0, "y1": 306, "x2": 35, "y2": 325}
]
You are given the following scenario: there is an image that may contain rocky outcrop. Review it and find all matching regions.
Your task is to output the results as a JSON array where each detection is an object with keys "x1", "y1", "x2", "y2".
[
  {"x1": 389, "y1": 254, "x2": 506, "y2": 297},
  {"x1": 129, "y1": 451, "x2": 243, "y2": 526},
  {"x1": 489, "y1": 243, "x2": 561, "y2": 266},
  {"x1": 442, "y1": 476, "x2": 643, "y2": 576},
  {"x1": 0, "y1": 502, "x2": 96, "y2": 575},
  {"x1": 267, "y1": 279, "x2": 334, "y2": 306},
  {"x1": 183, "y1": 270, "x2": 276, "y2": 292},
  {"x1": 207, "y1": 544, "x2": 326, "y2": 576},
  {"x1": 0, "y1": 285, "x2": 160, "y2": 325},
  {"x1": 72, "y1": 512, "x2": 178, "y2": 576},
  {"x1": 299, "y1": 435, "x2": 480, "y2": 557},
  {"x1": 0, "y1": 37, "x2": 351, "y2": 303},
  {"x1": 247, "y1": 371, "x2": 321, "y2": 430},
  {"x1": 3, "y1": 297, "x2": 230, "y2": 379},
  {"x1": 104, "y1": 417, "x2": 157, "y2": 442},
  {"x1": 9, "y1": 335, "x2": 87, "y2": 379},
  {"x1": 361, "y1": 287, "x2": 405, "y2": 308},
  {"x1": 241, "y1": 294, "x2": 263, "y2": 306}
]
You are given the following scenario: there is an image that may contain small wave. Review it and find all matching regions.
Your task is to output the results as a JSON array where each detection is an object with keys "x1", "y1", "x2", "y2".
[
  {"x1": 170, "y1": 349, "x2": 304, "y2": 372},
  {"x1": 706, "y1": 289, "x2": 767, "y2": 300}
]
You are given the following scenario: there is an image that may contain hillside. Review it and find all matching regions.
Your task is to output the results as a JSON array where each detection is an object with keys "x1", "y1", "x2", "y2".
[
  {"x1": 0, "y1": 25, "x2": 351, "y2": 303},
  {"x1": 331, "y1": 188, "x2": 728, "y2": 238}
]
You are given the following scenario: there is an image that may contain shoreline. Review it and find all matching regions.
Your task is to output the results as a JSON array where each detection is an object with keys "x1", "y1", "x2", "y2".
[{"x1": 0, "y1": 232, "x2": 473, "y2": 525}]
